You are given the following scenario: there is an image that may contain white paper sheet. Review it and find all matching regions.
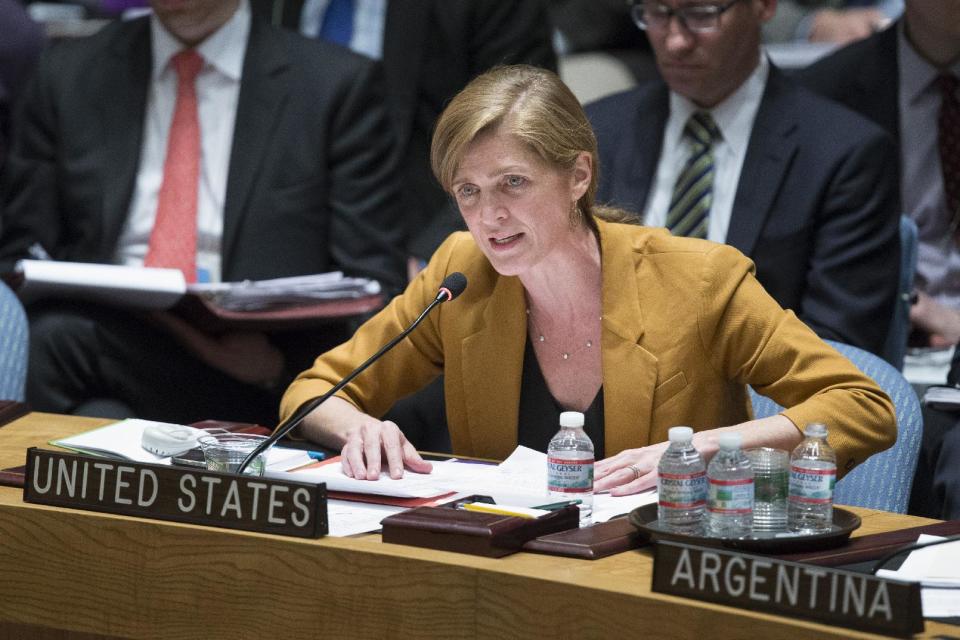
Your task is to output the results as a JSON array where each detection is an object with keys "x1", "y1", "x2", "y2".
[
  {"x1": 16, "y1": 260, "x2": 186, "y2": 309},
  {"x1": 325, "y1": 500, "x2": 406, "y2": 537},
  {"x1": 876, "y1": 534, "x2": 960, "y2": 618},
  {"x1": 52, "y1": 419, "x2": 313, "y2": 472}
]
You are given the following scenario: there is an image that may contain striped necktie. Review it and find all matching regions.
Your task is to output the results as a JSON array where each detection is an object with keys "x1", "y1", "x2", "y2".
[{"x1": 666, "y1": 111, "x2": 721, "y2": 240}]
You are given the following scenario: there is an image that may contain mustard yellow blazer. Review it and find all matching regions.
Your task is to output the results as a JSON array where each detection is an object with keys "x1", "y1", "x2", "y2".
[{"x1": 282, "y1": 219, "x2": 895, "y2": 475}]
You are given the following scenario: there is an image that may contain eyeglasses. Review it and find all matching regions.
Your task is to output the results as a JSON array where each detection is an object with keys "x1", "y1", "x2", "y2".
[{"x1": 631, "y1": 0, "x2": 745, "y2": 34}]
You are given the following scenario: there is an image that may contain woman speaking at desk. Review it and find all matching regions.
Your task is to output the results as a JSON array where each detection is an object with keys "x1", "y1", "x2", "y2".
[{"x1": 280, "y1": 65, "x2": 894, "y2": 495}]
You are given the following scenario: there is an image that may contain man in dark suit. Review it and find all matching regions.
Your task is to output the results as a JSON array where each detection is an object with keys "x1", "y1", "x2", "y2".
[
  {"x1": 250, "y1": 0, "x2": 556, "y2": 262},
  {"x1": 0, "y1": 0, "x2": 404, "y2": 425},
  {"x1": 799, "y1": 0, "x2": 960, "y2": 349},
  {"x1": 586, "y1": 0, "x2": 901, "y2": 358},
  {"x1": 799, "y1": 0, "x2": 960, "y2": 518}
]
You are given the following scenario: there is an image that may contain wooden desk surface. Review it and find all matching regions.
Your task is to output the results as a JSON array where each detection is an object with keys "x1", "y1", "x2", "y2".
[{"x1": 0, "y1": 413, "x2": 953, "y2": 640}]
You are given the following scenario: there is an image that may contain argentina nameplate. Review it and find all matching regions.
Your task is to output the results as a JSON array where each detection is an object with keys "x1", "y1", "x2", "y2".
[
  {"x1": 651, "y1": 541, "x2": 923, "y2": 638},
  {"x1": 23, "y1": 447, "x2": 327, "y2": 538}
]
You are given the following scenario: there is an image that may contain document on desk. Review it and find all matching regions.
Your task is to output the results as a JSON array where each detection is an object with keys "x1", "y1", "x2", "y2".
[
  {"x1": 275, "y1": 446, "x2": 658, "y2": 522},
  {"x1": 877, "y1": 534, "x2": 960, "y2": 618},
  {"x1": 326, "y1": 500, "x2": 406, "y2": 537},
  {"x1": 51, "y1": 419, "x2": 313, "y2": 472}
]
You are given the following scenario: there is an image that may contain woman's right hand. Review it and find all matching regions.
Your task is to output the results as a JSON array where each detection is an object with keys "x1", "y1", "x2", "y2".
[{"x1": 339, "y1": 416, "x2": 433, "y2": 480}]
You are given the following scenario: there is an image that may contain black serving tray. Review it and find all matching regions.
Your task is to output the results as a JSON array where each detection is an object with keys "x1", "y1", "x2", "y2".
[{"x1": 629, "y1": 503, "x2": 861, "y2": 554}]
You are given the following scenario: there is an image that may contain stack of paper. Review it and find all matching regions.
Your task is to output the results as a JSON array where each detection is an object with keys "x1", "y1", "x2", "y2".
[
  {"x1": 189, "y1": 272, "x2": 380, "y2": 311},
  {"x1": 923, "y1": 386, "x2": 960, "y2": 411},
  {"x1": 13, "y1": 260, "x2": 381, "y2": 313},
  {"x1": 877, "y1": 534, "x2": 960, "y2": 618}
]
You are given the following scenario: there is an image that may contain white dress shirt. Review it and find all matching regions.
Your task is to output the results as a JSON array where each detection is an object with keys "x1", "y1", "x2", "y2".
[
  {"x1": 116, "y1": 0, "x2": 250, "y2": 283},
  {"x1": 299, "y1": 0, "x2": 386, "y2": 60},
  {"x1": 644, "y1": 55, "x2": 769, "y2": 244},
  {"x1": 898, "y1": 22, "x2": 960, "y2": 307}
]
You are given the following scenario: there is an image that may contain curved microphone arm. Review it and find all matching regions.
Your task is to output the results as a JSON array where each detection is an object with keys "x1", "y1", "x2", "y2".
[{"x1": 236, "y1": 273, "x2": 466, "y2": 475}]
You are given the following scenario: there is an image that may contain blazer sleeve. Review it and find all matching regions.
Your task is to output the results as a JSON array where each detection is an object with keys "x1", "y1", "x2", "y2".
[
  {"x1": 280, "y1": 234, "x2": 464, "y2": 422},
  {"x1": 698, "y1": 243, "x2": 896, "y2": 476}
]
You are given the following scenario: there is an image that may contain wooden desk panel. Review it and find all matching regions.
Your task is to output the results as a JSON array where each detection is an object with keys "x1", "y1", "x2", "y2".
[{"x1": 0, "y1": 413, "x2": 952, "y2": 639}]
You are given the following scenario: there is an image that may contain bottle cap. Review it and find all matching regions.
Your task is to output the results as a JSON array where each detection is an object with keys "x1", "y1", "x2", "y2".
[
  {"x1": 668, "y1": 426, "x2": 694, "y2": 443},
  {"x1": 559, "y1": 411, "x2": 585, "y2": 428},
  {"x1": 718, "y1": 432, "x2": 742, "y2": 450},
  {"x1": 804, "y1": 422, "x2": 828, "y2": 438}
]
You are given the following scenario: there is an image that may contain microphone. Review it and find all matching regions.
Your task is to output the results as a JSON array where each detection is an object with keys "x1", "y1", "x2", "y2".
[{"x1": 236, "y1": 272, "x2": 468, "y2": 474}]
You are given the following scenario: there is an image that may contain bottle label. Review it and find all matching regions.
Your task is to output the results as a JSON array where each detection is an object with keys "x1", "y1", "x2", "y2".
[
  {"x1": 707, "y1": 477, "x2": 754, "y2": 514},
  {"x1": 788, "y1": 464, "x2": 836, "y2": 504},
  {"x1": 547, "y1": 456, "x2": 594, "y2": 494},
  {"x1": 658, "y1": 470, "x2": 707, "y2": 508}
]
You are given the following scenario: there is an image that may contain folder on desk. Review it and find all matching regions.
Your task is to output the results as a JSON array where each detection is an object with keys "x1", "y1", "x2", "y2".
[{"x1": 6, "y1": 261, "x2": 384, "y2": 332}]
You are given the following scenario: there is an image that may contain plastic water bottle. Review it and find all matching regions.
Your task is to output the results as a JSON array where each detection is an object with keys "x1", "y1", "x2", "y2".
[
  {"x1": 657, "y1": 426, "x2": 707, "y2": 535},
  {"x1": 706, "y1": 433, "x2": 754, "y2": 538},
  {"x1": 788, "y1": 423, "x2": 837, "y2": 533},
  {"x1": 547, "y1": 411, "x2": 594, "y2": 525}
]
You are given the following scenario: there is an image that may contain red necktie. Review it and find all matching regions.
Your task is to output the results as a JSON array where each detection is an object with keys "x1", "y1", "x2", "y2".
[
  {"x1": 144, "y1": 50, "x2": 203, "y2": 282},
  {"x1": 937, "y1": 74, "x2": 960, "y2": 243}
]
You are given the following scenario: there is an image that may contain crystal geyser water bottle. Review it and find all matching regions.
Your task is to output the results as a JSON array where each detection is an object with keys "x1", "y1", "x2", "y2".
[
  {"x1": 657, "y1": 426, "x2": 707, "y2": 535},
  {"x1": 547, "y1": 411, "x2": 594, "y2": 525},
  {"x1": 788, "y1": 423, "x2": 836, "y2": 533},
  {"x1": 706, "y1": 433, "x2": 754, "y2": 538}
]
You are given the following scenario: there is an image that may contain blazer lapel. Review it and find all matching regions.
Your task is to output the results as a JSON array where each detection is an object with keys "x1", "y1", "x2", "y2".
[
  {"x1": 596, "y1": 221, "x2": 659, "y2": 455},
  {"x1": 459, "y1": 275, "x2": 527, "y2": 459},
  {"x1": 100, "y1": 22, "x2": 151, "y2": 258},
  {"x1": 221, "y1": 20, "x2": 290, "y2": 273},
  {"x1": 726, "y1": 67, "x2": 799, "y2": 257}
]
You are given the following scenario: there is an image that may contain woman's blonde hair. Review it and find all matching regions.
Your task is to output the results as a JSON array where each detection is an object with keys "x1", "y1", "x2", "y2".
[{"x1": 431, "y1": 64, "x2": 635, "y2": 227}]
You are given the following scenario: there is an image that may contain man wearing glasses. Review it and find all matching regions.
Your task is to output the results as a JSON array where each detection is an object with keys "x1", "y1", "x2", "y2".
[{"x1": 586, "y1": 0, "x2": 901, "y2": 361}]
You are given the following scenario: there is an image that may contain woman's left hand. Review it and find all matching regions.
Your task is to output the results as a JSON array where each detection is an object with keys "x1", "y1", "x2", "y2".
[{"x1": 594, "y1": 442, "x2": 670, "y2": 496}]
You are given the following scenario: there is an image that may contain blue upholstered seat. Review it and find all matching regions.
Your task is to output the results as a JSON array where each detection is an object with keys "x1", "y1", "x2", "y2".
[
  {"x1": 0, "y1": 283, "x2": 28, "y2": 401},
  {"x1": 749, "y1": 340, "x2": 922, "y2": 513}
]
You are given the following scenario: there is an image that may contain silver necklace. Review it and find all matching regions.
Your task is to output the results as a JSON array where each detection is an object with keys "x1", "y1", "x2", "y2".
[{"x1": 526, "y1": 308, "x2": 596, "y2": 360}]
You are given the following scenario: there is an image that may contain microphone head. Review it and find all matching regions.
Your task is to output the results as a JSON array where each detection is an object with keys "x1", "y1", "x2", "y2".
[{"x1": 437, "y1": 272, "x2": 468, "y2": 302}]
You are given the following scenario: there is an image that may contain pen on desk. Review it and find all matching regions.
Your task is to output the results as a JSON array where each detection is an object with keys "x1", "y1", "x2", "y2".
[
  {"x1": 307, "y1": 451, "x2": 326, "y2": 461},
  {"x1": 531, "y1": 499, "x2": 582, "y2": 511},
  {"x1": 459, "y1": 503, "x2": 537, "y2": 519}
]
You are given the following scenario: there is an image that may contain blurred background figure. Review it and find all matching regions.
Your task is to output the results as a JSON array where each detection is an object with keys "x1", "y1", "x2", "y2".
[
  {"x1": 0, "y1": 0, "x2": 45, "y2": 166},
  {"x1": 0, "y1": 0, "x2": 405, "y2": 425},
  {"x1": 250, "y1": 0, "x2": 557, "y2": 266},
  {"x1": 765, "y1": 0, "x2": 902, "y2": 44},
  {"x1": 587, "y1": 0, "x2": 901, "y2": 360},
  {"x1": 801, "y1": 0, "x2": 960, "y2": 349}
]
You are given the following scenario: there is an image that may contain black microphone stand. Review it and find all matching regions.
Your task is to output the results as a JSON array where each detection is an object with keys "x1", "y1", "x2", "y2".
[{"x1": 236, "y1": 288, "x2": 454, "y2": 475}]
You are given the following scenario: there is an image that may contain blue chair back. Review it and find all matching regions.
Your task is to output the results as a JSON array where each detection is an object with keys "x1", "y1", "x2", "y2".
[
  {"x1": 0, "y1": 283, "x2": 28, "y2": 401},
  {"x1": 881, "y1": 216, "x2": 918, "y2": 370},
  {"x1": 749, "y1": 340, "x2": 921, "y2": 513}
]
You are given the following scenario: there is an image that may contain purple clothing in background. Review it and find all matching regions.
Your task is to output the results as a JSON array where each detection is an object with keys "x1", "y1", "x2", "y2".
[{"x1": 99, "y1": 0, "x2": 149, "y2": 15}]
